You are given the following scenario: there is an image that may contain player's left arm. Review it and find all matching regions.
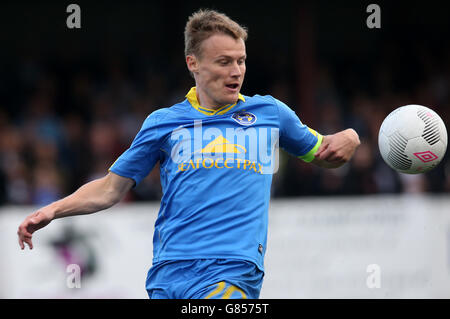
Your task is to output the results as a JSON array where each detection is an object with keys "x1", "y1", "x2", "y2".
[
  {"x1": 311, "y1": 128, "x2": 360, "y2": 168},
  {"x1": 273, "y1": 96, "x2": 360, "y2": 168}
]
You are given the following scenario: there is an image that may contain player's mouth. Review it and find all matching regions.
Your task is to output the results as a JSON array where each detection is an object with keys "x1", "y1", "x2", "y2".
[{"x1": 225, "y1": 83, "x2": 240, "y2": 93}]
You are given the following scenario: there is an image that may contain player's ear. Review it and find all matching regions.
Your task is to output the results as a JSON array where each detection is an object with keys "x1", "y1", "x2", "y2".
[{"x1": 186, "y1": 55, "x2": 199, "y2": 74}]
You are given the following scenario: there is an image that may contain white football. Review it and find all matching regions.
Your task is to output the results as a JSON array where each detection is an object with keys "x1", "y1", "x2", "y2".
[{"x1": 378, "y1": 104, "x2": 448, "y2": 174}]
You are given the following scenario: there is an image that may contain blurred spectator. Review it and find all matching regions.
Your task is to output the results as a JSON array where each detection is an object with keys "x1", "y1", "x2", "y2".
[
  {"x1": 31, "y1": 162, "x2": 63, "y2": 206},
  {"x1": 342, "y1": 139, "x2": 378, "y2": 194}
]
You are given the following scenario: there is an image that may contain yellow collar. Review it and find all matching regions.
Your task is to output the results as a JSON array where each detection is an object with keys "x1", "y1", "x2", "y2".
[{"x1": 186, "y1": 87, "x2": 245, "y2": 116}]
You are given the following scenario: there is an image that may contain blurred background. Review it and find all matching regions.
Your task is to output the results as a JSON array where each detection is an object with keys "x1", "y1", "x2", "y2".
[
  {"x1": 0, "y1": 0, "x2": 449, "y2": 298},
  {"x1": 0, "y1": 0, "x2": 449, "y2": 205}
]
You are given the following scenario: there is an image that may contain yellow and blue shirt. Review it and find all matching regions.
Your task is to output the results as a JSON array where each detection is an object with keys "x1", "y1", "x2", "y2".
[{"x1": 109, "y1": 87, "x2": 322, "y2": 271}]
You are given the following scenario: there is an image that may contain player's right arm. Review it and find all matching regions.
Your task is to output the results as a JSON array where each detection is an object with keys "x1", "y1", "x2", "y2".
[{"x1": 17, "y1": 172, "x2": 134, "y2": 250}]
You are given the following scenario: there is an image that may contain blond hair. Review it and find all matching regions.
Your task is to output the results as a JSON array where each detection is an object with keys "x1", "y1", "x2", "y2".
[{"x1": 184, "y1": 9, "x2": 248, "y2": 58}]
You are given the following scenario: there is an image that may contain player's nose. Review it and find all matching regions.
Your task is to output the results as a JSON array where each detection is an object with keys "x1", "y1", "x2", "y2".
[{"x1": 230, "y1": 61, "x2": 243, "y2": 77}]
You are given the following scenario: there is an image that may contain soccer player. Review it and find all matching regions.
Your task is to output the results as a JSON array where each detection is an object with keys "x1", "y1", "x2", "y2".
[{"x1": 17, "y1": 9, "x2": 360, "y2": 299}]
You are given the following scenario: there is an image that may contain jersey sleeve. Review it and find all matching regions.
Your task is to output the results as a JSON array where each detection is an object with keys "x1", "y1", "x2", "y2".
[
  {"x1": 275, "y1": 97, "x2": 323, "y2": 162},
  {"x1": 109, "y1": 111, "x2": 164, "y2": 186}
]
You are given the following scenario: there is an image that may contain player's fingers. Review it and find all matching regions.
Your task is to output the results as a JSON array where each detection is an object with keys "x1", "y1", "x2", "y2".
[
  {"x1": 18, "y1": 236, "x2": 24, "y2": 250},
  {"x1": 24, "y1": 237, "x2": 33, "y2": 250},
  {"x1": 18, "y1": 230, "x2": 33, "y2": 250},
  {"x1": 18, "y1": 224, "x2": 33, "y2": 238},
  {"x1": 316, "y1": 145, "x2": 334, "y2": 161},
  {"x1": 314, "y1": 143, "x2": 328, "y2": 157}
]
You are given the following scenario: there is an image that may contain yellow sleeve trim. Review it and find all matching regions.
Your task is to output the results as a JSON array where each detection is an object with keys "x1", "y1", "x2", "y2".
[{"x1": 298, "y1": 129, "x2": 323, "y2": 163}]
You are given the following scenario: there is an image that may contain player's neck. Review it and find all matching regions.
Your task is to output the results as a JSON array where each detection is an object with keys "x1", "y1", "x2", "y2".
[{"x1": 196, "y1": 88, "x2": 232, "y2": 110}]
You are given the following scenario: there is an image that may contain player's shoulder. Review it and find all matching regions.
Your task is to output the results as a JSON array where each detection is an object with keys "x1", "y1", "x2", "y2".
[
  {"x1": 145, "y1": 100, "x2": 190, "y2": 123},
  {"x1": 241, "y1": 94, "x2": 293, "y2": 116},
  {"x1": 241, "y1": 93, "x2": 278, "y2": 105},
  {"x1": 241, "y1": 94, "x2": 291, "y2": 111}
]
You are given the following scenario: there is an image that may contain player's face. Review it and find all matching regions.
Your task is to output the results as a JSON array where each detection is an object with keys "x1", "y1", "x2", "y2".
[{"x1": 187, "y1": 33, "x2": 246, "y2": 109}]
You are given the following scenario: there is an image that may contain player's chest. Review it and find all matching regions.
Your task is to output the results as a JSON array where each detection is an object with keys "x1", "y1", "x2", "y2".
[{"x1": 160, "y1": 110, "x2": 280, "y2": 172}]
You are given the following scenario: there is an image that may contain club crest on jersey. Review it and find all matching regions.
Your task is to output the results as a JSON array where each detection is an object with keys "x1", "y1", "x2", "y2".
[{"x1": 231, "y1": 112, "x2": 257, "y2": 126}]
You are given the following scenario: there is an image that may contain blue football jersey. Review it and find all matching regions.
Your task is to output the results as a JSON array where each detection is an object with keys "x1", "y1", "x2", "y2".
[{"x1": 109, "y1": 87, "x2": 322, "y2": 271}]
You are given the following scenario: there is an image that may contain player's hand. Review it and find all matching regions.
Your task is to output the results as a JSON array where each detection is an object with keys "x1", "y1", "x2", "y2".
[
  {"x1": 314, "y1": 129, "x2": 360, "y2": 165},
  {"x1": 17, "y1": 209, "x2": 55, "y2": 250}
]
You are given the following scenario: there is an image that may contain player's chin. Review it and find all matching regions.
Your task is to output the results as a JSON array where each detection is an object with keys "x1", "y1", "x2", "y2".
[{"x1": 222, "y1": 90, "x2": 240, "y2": 104}]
